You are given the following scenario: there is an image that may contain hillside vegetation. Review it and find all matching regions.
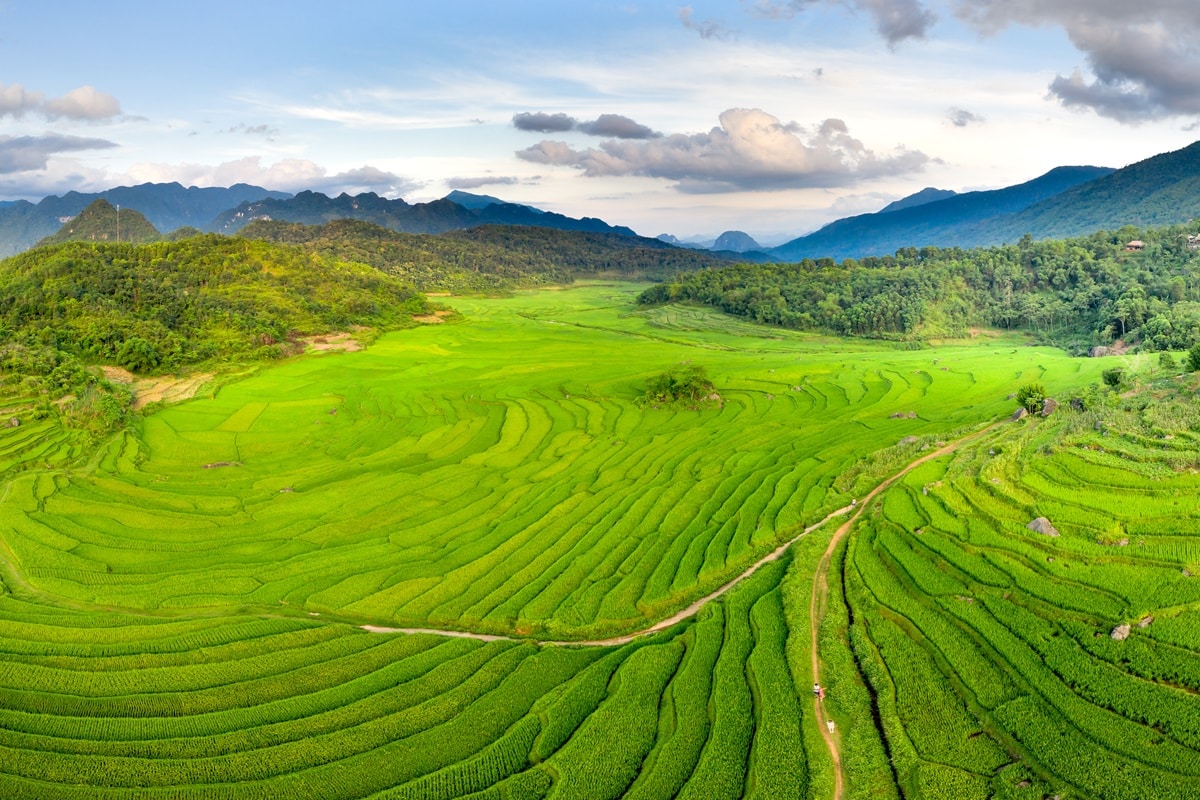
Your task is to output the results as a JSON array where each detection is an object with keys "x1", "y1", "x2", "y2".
[
  {"x1": 644, "y1": 221, "x2": 1200, "y2": 353},
  {"x1": 36, "y1": 198, "x2": 160, "y2": 246},
  {"x1": 0, "y1": 235, "x2": 429, "y2": 444},
  {"x1": 240, "y1": 218, "x2": 727, "y2": 291}
]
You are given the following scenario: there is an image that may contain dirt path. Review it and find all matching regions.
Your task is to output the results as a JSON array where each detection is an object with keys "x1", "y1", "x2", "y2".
[
  {"x1": 363, "y1": 503, "x2": 856, "y2": 646},
  {"x1": 808, "y1": 424, "x2": 997, "y2": 800}
]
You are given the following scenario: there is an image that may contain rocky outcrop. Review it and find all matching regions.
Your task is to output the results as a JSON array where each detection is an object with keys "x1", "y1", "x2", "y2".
[
  {"x1": 1027, "y1": 517, "x2": 1060, "y2": 537},
  {"x1": 1012, "y1": 407, "x2": 1028, "y2": 421},
  {"x1": 1041, "y1": 398, "x2": 1058, "y2": 416}
]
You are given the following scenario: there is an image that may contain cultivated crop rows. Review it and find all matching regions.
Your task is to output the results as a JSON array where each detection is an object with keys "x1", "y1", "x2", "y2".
[{"x1": 840, "y1": 412, "x2": 1200, "y2": 799}]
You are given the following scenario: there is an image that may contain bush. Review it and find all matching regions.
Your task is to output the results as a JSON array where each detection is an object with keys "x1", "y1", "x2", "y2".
[
  {"x1": 1101, "y1": 367, "x2": 1125, "y2": 389},
  {"x1": 1187, "y1": 343, "x2": 1200, "y2": 372},
  {"x1": 1160, "y1": 351, "x2": 1178, "y2": 371},
  {"x1": 1015, "y1": 382, "x2": 1047, "y2": 414},
  {"x1": 642, "y1": 364, "x2": 718, "y2": 406}
]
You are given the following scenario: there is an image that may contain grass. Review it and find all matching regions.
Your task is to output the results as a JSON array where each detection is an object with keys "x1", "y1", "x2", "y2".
[{"x1": 7, "y1": 280, "x2": 1179, "y2": 799}]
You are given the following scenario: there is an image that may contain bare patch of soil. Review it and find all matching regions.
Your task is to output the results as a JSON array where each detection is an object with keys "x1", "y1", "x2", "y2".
[
  {"x1": 101, "y1": 367, "x2": 214, "y2": 410},
  {"x1": 301, "y1": 332, "x2": 362, "y2": 353},
  {"x1": 413, "y1": 310, "x2": 456, "y2": 325}
]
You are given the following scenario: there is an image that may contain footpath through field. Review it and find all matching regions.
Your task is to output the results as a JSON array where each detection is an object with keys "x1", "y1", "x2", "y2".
[{"x1": 807, "y1": 423, "x2": 999, "y2": 800}]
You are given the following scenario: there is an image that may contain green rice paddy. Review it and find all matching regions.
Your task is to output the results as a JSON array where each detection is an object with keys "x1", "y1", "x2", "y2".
[{"x1": 4, "y1": 282, "x2": 1192, "y2": 798}]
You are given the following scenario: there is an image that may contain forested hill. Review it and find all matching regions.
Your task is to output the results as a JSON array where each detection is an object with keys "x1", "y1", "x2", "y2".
[
  {"x1": 642, "y1": 221, "x2": 1200, "y2": 354},
  {"x1": 770, "y1": 165, "x2": 1114, "y2": 261},
  {"x1": 36, "y1": 199, "x2": 159, "y2": 246},
  {"x1": 0, "y1": 235, "x2": 429, "y2": 374},
  {"x1": 215, "y1": 190, "x2": 638, "y2": 238},
  {"x1": 977, "y1": 140, "x2": 1200, "y2": 243},
  {"x1": 239, "y1": 219, "x2": 733, "y2": 291}
]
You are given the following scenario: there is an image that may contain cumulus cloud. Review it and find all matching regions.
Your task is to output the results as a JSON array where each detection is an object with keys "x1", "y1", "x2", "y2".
[
  {"x1": 0, "y1": 134, "x2": 118, "y2": 174},
  {"x1": 678, "y1": 6, "x2": 738, "y2": 40},
  {"x1": 446, "y1": 175, "x2": 521, "y2": 190},
  {"x1": 746, "y1": 0, "x2": 936, "y2": 46},
  {"x1": 0, "y1": 83, "x2": 123, "y2": 122},
  {"x1": 0, "y1": 83, "x2": 45, "y2": 118},
  {"x1": 42, "y1": 86, "x2": 122, "y2": 121},
  {"x1": 512, "y1": 111, "x2": 660, "y2": 139},
  {"x1": 128, "y1": 157, "x2": 422, "y2": 197},
  {"x1": 953, "y1": 0, "x2": 1200, "y2": 122},
  {"x1": 517, "y1": 108, "x2": 931, "y2": 193},
  {"x1": 947, "y1": 107, "x2": 985, "y2": 127}
]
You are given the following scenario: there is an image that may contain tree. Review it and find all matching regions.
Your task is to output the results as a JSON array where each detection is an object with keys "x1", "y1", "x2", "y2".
[
  {"x1": 1188, "y1": 343, "x2": 1200, "y2": 372},
  {"x1": 1102, "y1": 368, "x2": 1125, "y2": 389},
  {"x1": 1015, "y1": 382, "x2": 1047, "y2": 414},
  {"x1": 1159, "y1": 350, "x2": 1178, "y2": 371}
]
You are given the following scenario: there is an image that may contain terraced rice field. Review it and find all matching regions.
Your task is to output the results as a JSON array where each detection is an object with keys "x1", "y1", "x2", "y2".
[
  {"x1": 1, "y1": 282, "x2": 1160, "y2": 798},
  {"x1": 839, "y1": 395, "x2": 1200, "y2": 799}
]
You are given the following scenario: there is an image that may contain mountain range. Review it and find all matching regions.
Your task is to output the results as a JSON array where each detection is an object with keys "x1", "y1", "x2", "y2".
[
  {"x1": 770, "y1": 140, "x2": 1200, "y2": 260},
  {"x1": 5, "y1": 139, "x2": 1200, "y2": 262}
]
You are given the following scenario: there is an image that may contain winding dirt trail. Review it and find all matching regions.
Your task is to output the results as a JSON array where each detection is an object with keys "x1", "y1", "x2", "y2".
[
  {"x1": 363, "y1": 502, "x2": 855, "y2": 646},
  {"x1": 808, "y1": 424, "x2": 997, "y2": 800}
]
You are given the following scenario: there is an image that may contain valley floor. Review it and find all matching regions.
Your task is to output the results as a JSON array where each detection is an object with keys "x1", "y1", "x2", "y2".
[{"x1": 2, "y1": 283, "x2": 1195, "y2": 799}]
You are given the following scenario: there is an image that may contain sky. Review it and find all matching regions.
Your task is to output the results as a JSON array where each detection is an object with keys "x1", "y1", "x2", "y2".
[{"x1": 3, "y1": 1, "x2": 1200, "y2": 244}]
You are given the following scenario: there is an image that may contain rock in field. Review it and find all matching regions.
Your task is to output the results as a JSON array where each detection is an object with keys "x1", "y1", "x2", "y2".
[
  {"x1": 1041, "y1": 398, "x2": 1058, "y2": 417},
  {"x1": 1138, "y1": 616, "x2": 1154, "y2": 629},
  {"x1": 1027, "y1": 517, "x2": 1060, "y2": 537},
  {"x1": 1012, "y1": 407, "x2": 1028, "y2": 421},
  {"x1": 1111, "y1": 624, "x2": 1131, "y2": 641}
]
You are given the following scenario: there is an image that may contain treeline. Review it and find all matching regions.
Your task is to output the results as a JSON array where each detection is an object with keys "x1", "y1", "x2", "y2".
[
  {"x1": 240, "y1": 219, "x2": 728, "y2": 292},
  {"x1": 640, "y1": 223, "x2": 1200, "y2": 353}
]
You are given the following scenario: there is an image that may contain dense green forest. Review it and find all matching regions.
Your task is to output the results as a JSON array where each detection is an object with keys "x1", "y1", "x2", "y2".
[
  {"x1": 240, "y1": 219, "x2": 730, "y2": 292},
  {"x1": 642, "y1": 222, "x2": 1200, "y2": 354}
]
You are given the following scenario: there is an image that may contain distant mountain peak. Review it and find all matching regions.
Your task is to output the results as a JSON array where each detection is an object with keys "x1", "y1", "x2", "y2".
[
  {"x1": 36, "y1": 198, "x2": 159, "y2": 247},
  {"x1": 879, "y1": 187, "x2": 957, "y2": 214},
  {"x1": 712, "y1": 230, "x2": 762, "y2": 253}
]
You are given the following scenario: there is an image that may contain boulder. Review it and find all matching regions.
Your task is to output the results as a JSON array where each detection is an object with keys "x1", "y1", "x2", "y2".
[
  {"x1": 1111, "y1": 624, "x2": 1131, "y2": 641},
  {"x1": 1089, "y1": 346, "x2": 1110, "y2": 358},
  {"x1": 1138, "y1": 615, "x2": 1154, "y2": 629},
  {"x1": 890, "y1": 411, "x2": 918, "y2": 419},
  {"x1": 1041, "y1": 397, "x2": 1058, "y2": 417},
  {"x1": 1012, "y1": 407, "x2": 1028, "y2": 421},
  {"x1": 1069, "y1": 397, "x2": 1084, "y2": 412},
  {"x1": 899, "y1": 436, "x2": 919, "y2": 446},
  {"x1": 1027, "y1": 517, "x2": 1060, "y2": 537}
]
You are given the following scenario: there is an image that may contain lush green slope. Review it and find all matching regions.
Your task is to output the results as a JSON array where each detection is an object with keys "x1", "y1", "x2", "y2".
[
  {"x1": 6, "y1": 283, "x2": 1197, "y2": 799},
  {"x1": 0, "y1": 235, "x2": 429, "y2": 373},
  {"x1": 239, "y1": 218, "x2": 729, "y2": 291},
  {"x1": 839, "y1": 364, "x2": 1200, "y2": 799}
]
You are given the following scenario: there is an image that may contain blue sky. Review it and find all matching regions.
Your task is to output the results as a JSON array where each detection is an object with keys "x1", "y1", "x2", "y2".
[{"x1": 3, "y1": 1, "x2": 1199, "y2": 242}]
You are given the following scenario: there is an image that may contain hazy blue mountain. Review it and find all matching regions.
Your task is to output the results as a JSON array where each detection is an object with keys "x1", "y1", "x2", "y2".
[
  {"x1": 712, "y1": 230, "x2": 763, "y2": 253},
  {"x1": 443, "y1": 190, "x2": 545, "y2": 213},
  {"x1": 213, "y1": 190, "x2": 637, "y2": 237},
  {"x1": 879, "y1": 187, "x2": 957, "y2": 214},
  {"x1": 0, "y1": 182, "x2": 290, "y2": 257},
  {"x1": 771, "y1": 165, "x2": 1115, "y2": 261}
]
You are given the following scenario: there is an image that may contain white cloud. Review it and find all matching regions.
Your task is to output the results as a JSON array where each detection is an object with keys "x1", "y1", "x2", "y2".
[
  {"x1": 518, "y1": 108, "x2": 931, "y2": 192},
  {"x1": 42, "y1": 86, "x2": 122, "y2": 121}
]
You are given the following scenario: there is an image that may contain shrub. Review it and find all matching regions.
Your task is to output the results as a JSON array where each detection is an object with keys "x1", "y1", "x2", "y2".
[{"x1": 1015, "y1": 382, "x2": 1047, "y2": 413}]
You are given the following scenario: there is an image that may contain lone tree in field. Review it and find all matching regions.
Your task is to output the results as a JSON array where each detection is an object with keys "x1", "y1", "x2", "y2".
[
  {"x1": 1015, "y1": 382, "x2": 1047, "y2": 414},
  {"x1": 642, "y1": 364, "x2": 718, "y2": 407}
]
